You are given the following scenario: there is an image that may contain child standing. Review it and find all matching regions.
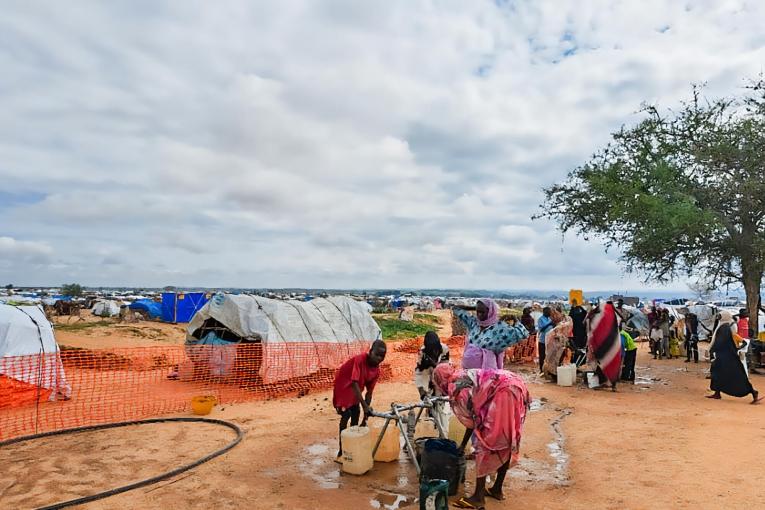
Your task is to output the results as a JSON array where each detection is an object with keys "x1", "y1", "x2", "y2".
[
  {"x1": 620, "y1": 328, "x2": 637, "y2": 382},
  {"x1": 650, "y1": 326, "x2": 663, "y2": 359}
]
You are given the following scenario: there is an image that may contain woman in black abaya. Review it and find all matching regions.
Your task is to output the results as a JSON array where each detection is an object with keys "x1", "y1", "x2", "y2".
[{"x1": 707, "y1": 311, "x2": 762, "y2": 404}]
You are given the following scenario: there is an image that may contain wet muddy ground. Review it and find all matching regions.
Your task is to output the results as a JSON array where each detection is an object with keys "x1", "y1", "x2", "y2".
[{"x1": 3, "y1": 349, "x2": 764, "y2": 509}]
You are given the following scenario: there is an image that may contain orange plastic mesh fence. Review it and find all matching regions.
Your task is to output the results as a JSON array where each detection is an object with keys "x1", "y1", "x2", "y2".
[
  {"x1": 0, "y1": 336, "x2": 532, "y2": 440},
  {"x1": 0, "y1": 342, "x2": 365, "y2": 440}
]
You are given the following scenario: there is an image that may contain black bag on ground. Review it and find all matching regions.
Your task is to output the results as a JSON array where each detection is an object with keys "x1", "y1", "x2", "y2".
[{"x1": 419, "y1": 438, "x2": 465, "y2": 496}]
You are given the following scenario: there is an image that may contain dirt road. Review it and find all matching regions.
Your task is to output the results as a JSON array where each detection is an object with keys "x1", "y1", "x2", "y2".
[{"x1": 3, "y1": 346, "x2": 764, "y2": 509}]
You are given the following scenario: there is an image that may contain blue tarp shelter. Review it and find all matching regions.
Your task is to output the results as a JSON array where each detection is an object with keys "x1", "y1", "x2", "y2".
[
  {"x1": 129, "y1": 299, "x2": 162, "y2": 319},
  {"x1": 161, "y1": 292, "x2": 210, "y2": 323}
]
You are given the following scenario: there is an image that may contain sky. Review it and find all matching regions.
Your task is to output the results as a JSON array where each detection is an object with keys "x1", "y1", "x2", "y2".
[{"x1": 1, "y1": 1, "x2": 764, "y2": 291}]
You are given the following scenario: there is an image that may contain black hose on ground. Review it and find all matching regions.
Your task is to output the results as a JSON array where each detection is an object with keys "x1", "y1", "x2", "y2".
[{"x1": 0, "y1": 417, "x2": 244, "y2": 510}]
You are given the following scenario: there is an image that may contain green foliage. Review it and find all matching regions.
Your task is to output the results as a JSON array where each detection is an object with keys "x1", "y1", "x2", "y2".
[
  {"x1": 373, "y1": 313, "x2": 438, "y2": 341},
  {"x1": 61, "y1": 283, "x2": 84, "y2": 297},
  {"x1": 537, "y1": 78, "x2": 765, "y2": 329},
  {"x1": 4, "y1": 284, "x2": 12, "y2": 290},
  {"x1": 413, "y1": 313, "x2": 441, "y2": 325}
]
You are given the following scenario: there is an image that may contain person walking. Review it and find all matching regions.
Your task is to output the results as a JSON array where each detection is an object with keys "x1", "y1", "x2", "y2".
[{"x1": 707, "y1": 311, "x2": 762, "y2": 404}]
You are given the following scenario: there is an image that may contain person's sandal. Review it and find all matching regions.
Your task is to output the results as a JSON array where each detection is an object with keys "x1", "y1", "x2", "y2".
[
  {"x1": 453, "y1": 497, "x2": 484, "y2": 509},
  {"x1": 486, "y1": 487, "x2": 505, "y2": 501}
]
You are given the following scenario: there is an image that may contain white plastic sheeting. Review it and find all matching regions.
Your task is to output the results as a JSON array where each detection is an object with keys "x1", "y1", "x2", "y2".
[
  {"x1": 0, "y1": 305, "x2": 70, "y2": 398},
  {"x1": 686, "y1": 304, "x2": 718, "y2": 341},
  {"x1": 187, "y1": 294, "x2": 382, "y2": 344},
  {"x1": 92, "y1": 300, "x2": 121, "y2": 317}
]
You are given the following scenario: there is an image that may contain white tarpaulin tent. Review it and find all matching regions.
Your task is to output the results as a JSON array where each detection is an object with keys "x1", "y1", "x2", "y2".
[
  {"x1": 92, "y1": 300, "x2": 121, "y2": 317},
  {"x1": 186, "y1": 294, "x2": 382, "y2": 383},
  {"x1": 685, "y1": 304, "x2": 718, "y2": 341},
  {"x1": 0, "y1": 304, "x2": 70, "y2": 400}
]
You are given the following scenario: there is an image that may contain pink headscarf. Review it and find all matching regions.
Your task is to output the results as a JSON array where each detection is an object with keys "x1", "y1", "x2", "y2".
[{"x1": 477, "y1": 298, "x2": 499, "y2": 328}]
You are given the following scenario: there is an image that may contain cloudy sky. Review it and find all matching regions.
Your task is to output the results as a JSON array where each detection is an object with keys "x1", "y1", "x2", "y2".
[{"x1": 1, "y1": 1, "x2": 764, "y2": 290}]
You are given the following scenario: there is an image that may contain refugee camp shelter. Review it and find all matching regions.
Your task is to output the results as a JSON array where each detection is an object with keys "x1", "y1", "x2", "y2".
[
  {"x1": 92, "y1": 300, "x2": 121, "y2": 317},
  {"x1": 0, "y1": 304, "x2": 70, "y2": 407},
  {"x1": 185, "y1": 294, "x2": 381, "y2": 383},
  {"x1": 684, "y1": 304, "x2": 718, "y2": 341},
  {"x1": 128, "y1": 299, "x2": 162, "y2": 319},
  {"x1": 622, "y1": 305, "x2": 649, "y2": 336},
  {"x1": 162, "y1": 292, "x2": 210, "y2": 323}
]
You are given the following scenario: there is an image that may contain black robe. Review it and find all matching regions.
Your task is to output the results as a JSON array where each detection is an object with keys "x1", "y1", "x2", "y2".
[
  {"x1": 569, "y1": 306, "x2": 587, "y2": 349},
  {"x1": 710, "y1": 324, "x2": 753, "y2": 397}
]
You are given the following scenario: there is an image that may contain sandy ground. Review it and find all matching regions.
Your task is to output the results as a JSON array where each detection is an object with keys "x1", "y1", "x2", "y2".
[
  {"x1": 52, "y1": 314, "x2": 186, "y2": 349},
  {"x1": 3, "y1": 344, "x2": 765, "y2": 510}
]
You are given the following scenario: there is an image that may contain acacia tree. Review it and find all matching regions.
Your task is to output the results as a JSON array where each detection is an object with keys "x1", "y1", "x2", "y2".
[
  {"x1": 61, "y1": 283, "x2": 84, "y2": 298},
  {"x1": 537, "y1": 79, "x2": 765, "y2": 333}
]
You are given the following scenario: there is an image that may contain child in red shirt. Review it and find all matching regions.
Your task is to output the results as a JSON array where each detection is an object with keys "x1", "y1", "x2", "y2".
[
  {"x1": 333, "y1": 340, "x2": 387, "y2": 459},
  {"x1": 737, "y1": 309, "x2": 750, "y2": 339}
]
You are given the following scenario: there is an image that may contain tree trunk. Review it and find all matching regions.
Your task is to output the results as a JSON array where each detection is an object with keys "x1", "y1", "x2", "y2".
[{"x1": 741, "y1": 266, "x2": 762, "y2": 338}]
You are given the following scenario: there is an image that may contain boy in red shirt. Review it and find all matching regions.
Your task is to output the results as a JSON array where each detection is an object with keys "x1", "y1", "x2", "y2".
[{"x1": 333, "y1": 340, "x2": 387, "y2": 460}]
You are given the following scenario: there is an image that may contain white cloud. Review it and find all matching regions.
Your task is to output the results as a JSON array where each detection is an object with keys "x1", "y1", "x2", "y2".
[
  {"x1": 1, "y1": 1, "x2": 764, "y2": 290},
  {"x1": 0, "y1": 237, "x2": 53, "y2": 262}
]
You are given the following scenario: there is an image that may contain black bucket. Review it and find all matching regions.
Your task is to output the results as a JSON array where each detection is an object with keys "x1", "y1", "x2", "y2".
[{"x1": 419, "y1": 438, "x2": 466, "y2": 496}]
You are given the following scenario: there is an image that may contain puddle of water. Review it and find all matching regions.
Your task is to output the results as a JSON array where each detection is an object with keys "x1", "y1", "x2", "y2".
[
  {"x1": 307, "y1": 443, "x2": 330, "y2": 455},
  {"x1": 372, "y1": 457, "x2": 415, "y2": 491},
  {"x1": 635, "y1": 376, "x2": 660, "y2": 385},
  {"x1": 514, "y1": 406, "x2": 571, "y2": 487},
  {"x1": 300, "y1": 442, "x2": 340, "y2": 489},
  {"x1": 369, "y1": 492, "x2": 412, "y2": 509},
  {"x1": 548, "y1": 408, "x2": 571, "y2": 480},
  {"x1": 529, "y1": 397, "x2": 548, "y2": 412}
]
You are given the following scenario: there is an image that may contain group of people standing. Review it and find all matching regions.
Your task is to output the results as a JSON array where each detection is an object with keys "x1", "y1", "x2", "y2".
[{"x1": 329, "y1": 297, "x2": 762, "y2": 510}]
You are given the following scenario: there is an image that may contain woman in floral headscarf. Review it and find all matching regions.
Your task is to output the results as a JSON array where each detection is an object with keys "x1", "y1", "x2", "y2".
[
  {"x1": 433, "y1": 364, "x2": 530, "y2": 509},
  {"x1": 452, "y1": 299, "x2": 528, "y2": 371}
]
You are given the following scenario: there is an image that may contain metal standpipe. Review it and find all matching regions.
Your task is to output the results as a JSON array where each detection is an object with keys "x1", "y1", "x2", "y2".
[{"x1": 369, "y1": 396, "x2": 449, "y2": 475}]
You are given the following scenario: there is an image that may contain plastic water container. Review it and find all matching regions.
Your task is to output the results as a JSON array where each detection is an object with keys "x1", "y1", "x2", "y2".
[
  {"x1": 341, "y1": 426, "x2": 373, "y2": 475},
  {"x1": 587, "y1": 372, "x2": 600, "y2": 389},
  {"x1": 415, "y1": 418, "x2": 439, "y2": 439},
  {"x1": 447, "y1": 415, "x2": 473, "y2": 455},
  {"x1": 556, "y1": 364, "x2": 576, "y2": 387},
  {"x1": 371, "y1": 422, "x2": 400, "y2": 462},
  {"x1": 447, "y1": 415, "x2": 466, "y2": 444},
  {"x1": 190, "y1": 395, "x2": 216, "y2": 415}
]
